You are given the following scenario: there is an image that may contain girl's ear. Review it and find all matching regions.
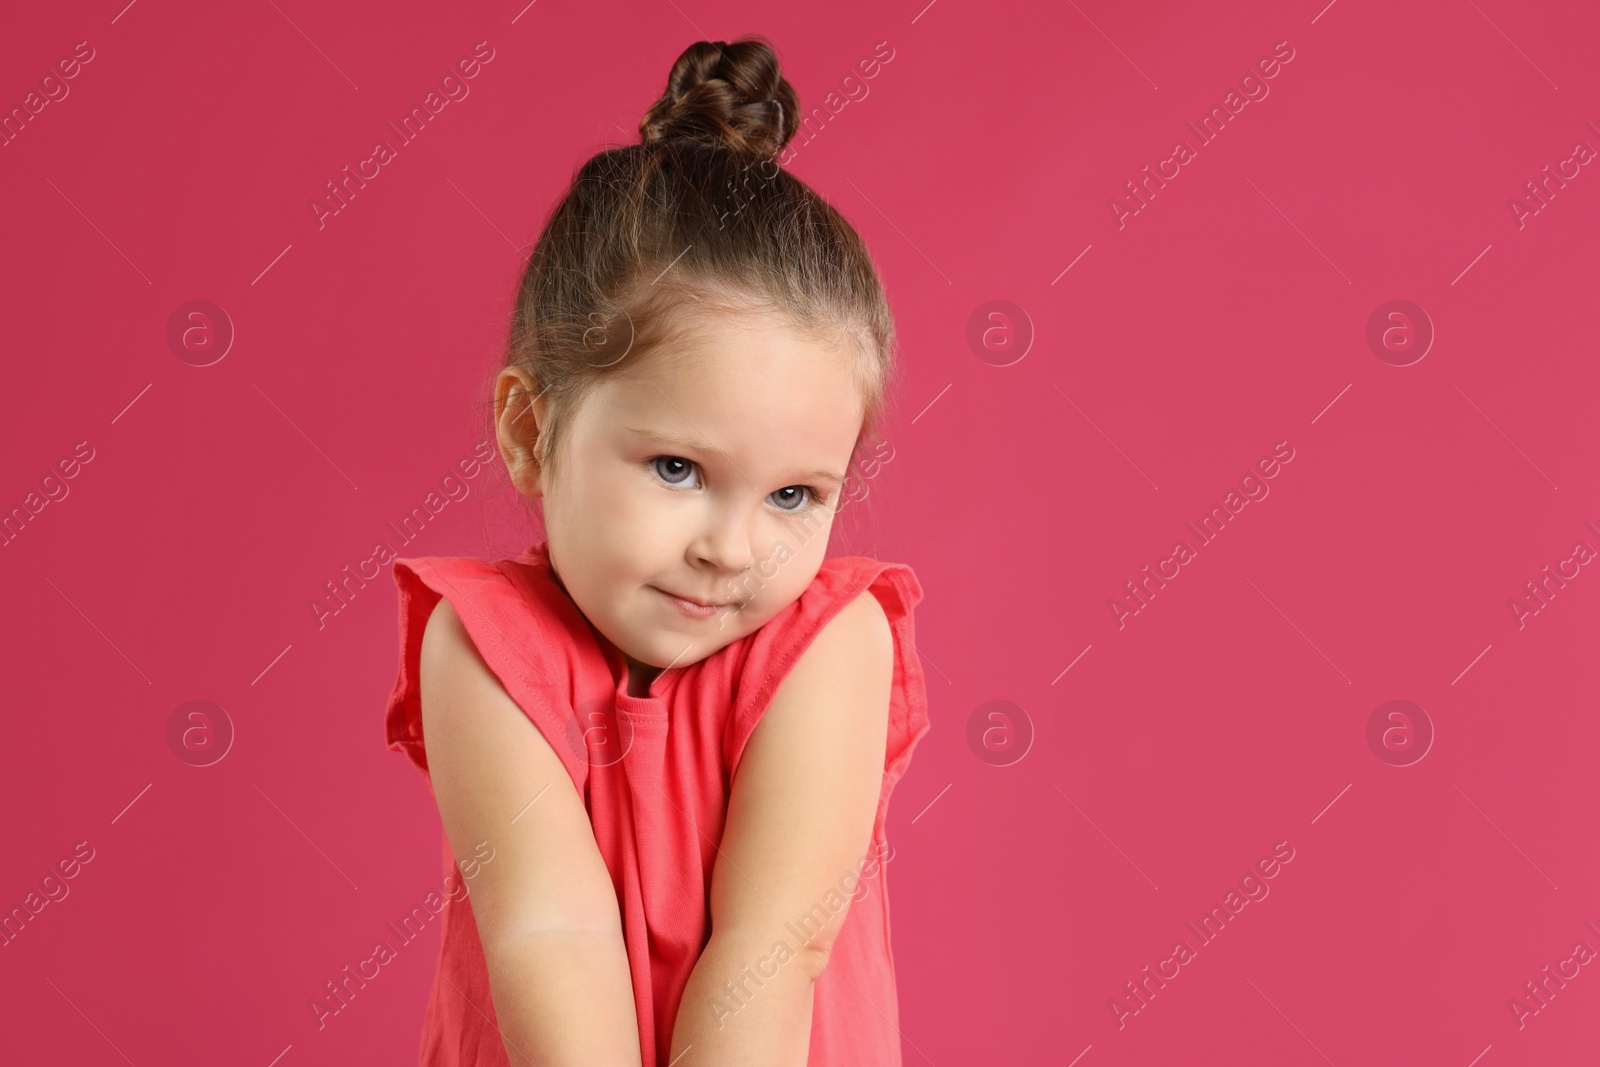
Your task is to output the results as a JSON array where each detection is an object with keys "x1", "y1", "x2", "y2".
[{"x1": 493, "y1": 366, "x2": 548, "y2": 498}]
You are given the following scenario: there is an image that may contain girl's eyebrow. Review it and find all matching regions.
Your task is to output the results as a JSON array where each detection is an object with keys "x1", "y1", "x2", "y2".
[
  {"x1": 624, "y1": 426, "x2": 712, "y2": 451},
  {"x1": 624, "y1": 426, "x2": 845, "y2": 483}
]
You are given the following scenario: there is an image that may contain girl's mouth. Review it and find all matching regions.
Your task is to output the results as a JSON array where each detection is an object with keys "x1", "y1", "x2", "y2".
[{"x1": 653, "y1": 587, "x2": 726, "y2": 619}]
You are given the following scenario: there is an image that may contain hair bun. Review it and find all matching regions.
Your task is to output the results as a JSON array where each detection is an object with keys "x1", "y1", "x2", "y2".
[{"x1": 638, "y1": 36, "x2": 799, "y2": 158}]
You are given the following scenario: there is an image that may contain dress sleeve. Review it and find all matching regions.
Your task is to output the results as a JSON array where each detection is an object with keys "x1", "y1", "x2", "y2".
[
  {"x1": 725, "y1": 559, "x2": 932, "y2": 817},
  {"x1": 383, "y1": 555, "x2": 587, "y2": 793}
]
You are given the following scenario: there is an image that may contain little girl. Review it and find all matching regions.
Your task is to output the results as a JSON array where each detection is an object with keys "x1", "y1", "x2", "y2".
[{"x1": 383, "y1": 36, "x2": 930, "y2": 1067}]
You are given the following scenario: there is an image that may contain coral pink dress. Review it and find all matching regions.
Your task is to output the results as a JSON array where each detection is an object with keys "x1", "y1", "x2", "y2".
[{"x1": 384, "y1": 540, "x2": 931, "y2": 1066}]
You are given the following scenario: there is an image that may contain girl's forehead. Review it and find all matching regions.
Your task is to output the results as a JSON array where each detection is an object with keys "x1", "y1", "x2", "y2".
[
  {"x1": 621, "y1": 307, "x2": 860, "y2": 403},
  {"x1": 584, "y1": 322, "x2": 864, "y2": 475}
]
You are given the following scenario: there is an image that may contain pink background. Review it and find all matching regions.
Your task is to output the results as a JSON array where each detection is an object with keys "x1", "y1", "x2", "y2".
[{"x1": 3, "y1": 0, "x2": 1598, "y2": 1063}]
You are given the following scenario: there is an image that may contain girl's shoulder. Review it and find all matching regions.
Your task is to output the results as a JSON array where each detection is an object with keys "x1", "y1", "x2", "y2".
[
  {"x1": 723, "y1": 553, "x2": 929, "y2": 782},
  {"x1": 739, "y1": 553, "x2": 925, "y2": 666},
  {"x1": 390, "y1": 542, "x2": 579, "y2": 671},
  {"x1": 389, "y1": 544, "x2": 561, "y2": 627},
  {"x1": 808, "y1": 553, "x2": 924, "y2": 618},
  {"x1": 383, "y1": 542, "x2": 591, "y2": 783}
]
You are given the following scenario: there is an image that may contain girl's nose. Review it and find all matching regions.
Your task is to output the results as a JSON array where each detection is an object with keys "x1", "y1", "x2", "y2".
[{"x1": 690, "y1": 512, "x2": 755, "y2": 576}]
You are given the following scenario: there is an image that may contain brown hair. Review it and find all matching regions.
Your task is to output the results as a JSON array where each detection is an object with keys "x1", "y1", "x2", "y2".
[{"x1": 497, "y1": 35, "x2": 899, "y2": 490}]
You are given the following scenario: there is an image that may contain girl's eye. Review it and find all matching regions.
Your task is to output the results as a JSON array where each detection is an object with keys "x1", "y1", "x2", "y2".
[
  {"x1": 768, "y1": 486, "x2": 819, "y2": 512},
  {"x1": 652, "y1": 456, "x2": 821, "y2": 512},
  {"x1": 652, "y1": 456, "x2": 699, "y2": 488}
]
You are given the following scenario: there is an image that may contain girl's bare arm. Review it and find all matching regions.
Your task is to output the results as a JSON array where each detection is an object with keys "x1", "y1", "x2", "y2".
[
  {"x1": 419, "y1": 597, "x2": 641, "y2": 1067},
  {"x1": 668, "y1": 589, "x2": 895, "y2": 1066}
]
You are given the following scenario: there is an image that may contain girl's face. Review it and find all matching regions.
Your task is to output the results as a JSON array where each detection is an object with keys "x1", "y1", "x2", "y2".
[{"x1": 500, "y1": 305, "x2": 865, "y2": 691}]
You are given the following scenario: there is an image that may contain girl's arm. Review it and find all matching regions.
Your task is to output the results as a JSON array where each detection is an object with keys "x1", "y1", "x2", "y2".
[
  {"x1": 668, "y1": 589, "x2": 895, "y2": 1066},
  {"x1": 419, "y1": 598, "x2": 642, "y2": 1067}
]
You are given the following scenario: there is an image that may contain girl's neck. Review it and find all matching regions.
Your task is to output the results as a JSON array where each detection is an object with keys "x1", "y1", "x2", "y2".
[{"x1": 624, "y1": 655, "x2": 663, "y2": 698}]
